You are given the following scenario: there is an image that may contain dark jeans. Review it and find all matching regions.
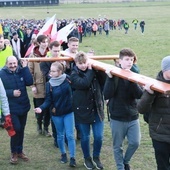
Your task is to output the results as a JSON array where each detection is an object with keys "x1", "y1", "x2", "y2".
[
  {"x1": 141, "y1": 26, "x2": 145, "y2": 33},
  {"x1": 10, "y1": 113, "x2": 28, "y2": 153},
  {"x1": 79, "y1": 113, "x2": 104, "y2": 158},
  {"x1": 33, "y1": 98, "x2": 50, "y2": 130},
  {"x1": 152, "y1": 139, "x2": 170, "y2": 170}
]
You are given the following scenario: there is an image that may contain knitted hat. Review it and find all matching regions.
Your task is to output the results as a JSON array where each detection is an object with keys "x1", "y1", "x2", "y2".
[{"x1": 161, "y1": 56, "x2": 170, "y2": 72}]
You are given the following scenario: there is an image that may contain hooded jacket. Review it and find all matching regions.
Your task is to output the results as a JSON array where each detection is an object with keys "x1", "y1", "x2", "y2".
[
  {"x1": 137, "y1": 71, "x2": 170, "y2": 144},
  {"x1": 70, "y1": 66, "x2": 105, "y2": 124}
]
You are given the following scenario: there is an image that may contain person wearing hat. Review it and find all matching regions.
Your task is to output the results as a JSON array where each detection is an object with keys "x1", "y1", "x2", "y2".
[{"x1": 137, "y1": 56, "x2": 170, "y2": 170}]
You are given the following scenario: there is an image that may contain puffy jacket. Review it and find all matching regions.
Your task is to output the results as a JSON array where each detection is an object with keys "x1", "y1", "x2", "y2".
[
  {"x1": 70, "y1": 66, "x2": 105, "y2": 124},
  {"x1": 0, "y1": 66, "x2": 33, "y2": 115},
  {"x1": 137, "y1": 71, "x2": 170, "y2": 144}
]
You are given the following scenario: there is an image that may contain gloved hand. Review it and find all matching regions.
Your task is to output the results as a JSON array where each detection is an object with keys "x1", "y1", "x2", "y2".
[{"x1": 4, "y1": 115, "x2": 16, "y2": 137}]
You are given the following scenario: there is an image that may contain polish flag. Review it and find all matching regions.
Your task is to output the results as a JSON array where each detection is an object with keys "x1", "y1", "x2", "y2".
[
  {"x1": 50, "y1": 19, "x2": 57, "y2": 42},
  {"x1": 25, "y1": 14, "x2": 56, "y2": 57},
  {"x1": 37, "y1": 14, "x2": 56, "y2": 36},
  {"x1": 56, "y1": 22, "x2": 75, "y2": 44},
  {"x1": 24, "y1": 44, "x2": 34, "y2": 58}
]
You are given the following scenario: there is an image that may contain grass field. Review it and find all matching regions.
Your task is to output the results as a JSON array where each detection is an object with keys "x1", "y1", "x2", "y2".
[{"x1": 0, "y1": 2, "x2": 170, "y2": 170}]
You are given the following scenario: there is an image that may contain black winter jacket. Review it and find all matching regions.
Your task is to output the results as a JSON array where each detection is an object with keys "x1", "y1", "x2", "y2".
[
  {"x1": 104, "y1": 76, "x2": 143, "y2": 121},
  {"x1": 70, "y1": 66, "x2": 105, "y2": 124},
  {"x1": 137, "y1": 71, "x2": 170, "y2": 144}
]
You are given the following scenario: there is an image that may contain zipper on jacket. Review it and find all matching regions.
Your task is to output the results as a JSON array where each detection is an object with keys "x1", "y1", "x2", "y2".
[{"x1": 156, "y1": 117, "x2": 162, "y2": 131}]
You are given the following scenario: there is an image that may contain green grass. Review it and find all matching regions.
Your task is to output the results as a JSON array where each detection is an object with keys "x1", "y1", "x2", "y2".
[{"x1": 0, "y1": 2, "x2": 170, "y2": 169}]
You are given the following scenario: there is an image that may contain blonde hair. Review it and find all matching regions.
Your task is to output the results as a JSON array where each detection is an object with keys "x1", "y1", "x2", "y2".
[
  {"x1": 51, "y1": 61, "x2": 65, "y2": 74},
  {"x1": 68, "y1": 37, "x2": 79, "y2": 43},
  {"x1": 74, "y1": 51, "x2": 87, "y2": 64}
]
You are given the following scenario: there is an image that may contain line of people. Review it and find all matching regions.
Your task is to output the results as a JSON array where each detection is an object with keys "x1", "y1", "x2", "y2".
[
  {"x1": 0, "y1": 32, "x2": 169, "y2": 170},
  {"x1": 0, "y1": 17, "x2": 145, "y2": 50}
]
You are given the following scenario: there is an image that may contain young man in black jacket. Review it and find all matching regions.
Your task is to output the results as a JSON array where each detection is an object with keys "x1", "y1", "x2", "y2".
[
  {"x1": 104, "y1": 48, "x2": 143, "y2": 170},
  {"x1": 71, "y1": 51, "x2": 106, "y2": 170}
]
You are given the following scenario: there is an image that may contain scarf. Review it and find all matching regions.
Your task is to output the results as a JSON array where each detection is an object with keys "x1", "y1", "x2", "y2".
[
  {"x1": 11, "y1": 38, "x2": 21, "y2": 59},
  {"x1": 49, "y1": 73, "x2": 66, "y2": 87}
]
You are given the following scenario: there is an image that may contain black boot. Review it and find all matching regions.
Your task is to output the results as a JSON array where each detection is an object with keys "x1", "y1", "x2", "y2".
[
  {"x1": 37, "y1": 123, "x2": 42, "y2": 134},
  {"x1": 43, "y1": 127, "x2": 52, "y2": 137}
]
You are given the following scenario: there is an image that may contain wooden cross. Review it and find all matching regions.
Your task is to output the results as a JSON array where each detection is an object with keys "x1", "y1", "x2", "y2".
[{"x1": 22, "y1": 55, "x2": 170, "y2": 94}]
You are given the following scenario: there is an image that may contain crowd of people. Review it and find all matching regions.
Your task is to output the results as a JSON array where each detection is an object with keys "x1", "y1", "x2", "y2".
[
  {"x1": 0, "y1": 17, "x2": 145, "y2": 51},
  {"x1": 0, "y1": 16, "x2": 169, "y2": 170}
]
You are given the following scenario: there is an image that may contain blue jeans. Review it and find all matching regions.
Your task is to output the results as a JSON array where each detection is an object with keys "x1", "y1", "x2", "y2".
[
  {"x1": 79, "y1": 113, "x2": 104, "y2": 159},
  {"x1": 110, "y1": 119, "x2": 141, "y2": 170},
  {"x1": 52, "y1": 112, "x2": 76, "y2": 158},
  {"x1": 10, "y1": 113, "x2": 28, "y2": 154}
]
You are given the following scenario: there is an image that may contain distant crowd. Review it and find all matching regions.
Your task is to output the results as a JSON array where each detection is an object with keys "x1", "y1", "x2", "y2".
[
  {"x1": 0, "y1": 15, "x2": 169, "y2": 170},
  {"x1": 0, "y1": 17, "x2": 146, "y2": 56}
]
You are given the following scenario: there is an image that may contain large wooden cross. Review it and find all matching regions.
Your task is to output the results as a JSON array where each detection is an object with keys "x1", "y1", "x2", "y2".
[{"x1": 23, "y1": 55, "x2": 170, "y2": 94}]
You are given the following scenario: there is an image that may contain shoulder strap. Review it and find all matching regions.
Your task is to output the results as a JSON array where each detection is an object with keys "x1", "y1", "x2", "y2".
[{"x1": 107, "y1": 76, "x2": 119, "y2": 122}]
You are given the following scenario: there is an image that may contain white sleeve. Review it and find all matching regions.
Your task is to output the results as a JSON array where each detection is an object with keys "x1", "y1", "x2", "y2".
[{"x1": 0, "y1": 78, "x2": 10, "y2": 117}]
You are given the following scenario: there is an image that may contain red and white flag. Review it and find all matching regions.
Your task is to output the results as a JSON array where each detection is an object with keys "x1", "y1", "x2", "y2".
[
  {"x1": 50, "y1": 19, "x2": 57, "y2": 42},
  {"x1": 25, "y1": 14, "x2": 56, "y2": 57},
  {"x1": 25, "y1": 15, "x2": 75, "y2": 57},
  {"x1": 37, "y1": 14, "x2": 56, "y2": 36},
  {"x1": 56, "y1": 22, "x2": 75, "y2": 44}
]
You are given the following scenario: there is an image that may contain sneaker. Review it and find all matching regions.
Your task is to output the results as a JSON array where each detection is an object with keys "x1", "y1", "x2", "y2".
[
  {"x1": 93, "y1": 157, "x2": 103, "y2": 169},
  {"x1": 69, "y1": 157, "x2": 76, "y2": 167},
  {"x1": 43, "y1": 130, "x2": 52, "y2": 137},
  {"x1": 84, "y1": 157, "x2": 95, "y2": 170},
  {"x1": 10, "y1": 153, "x2": 18, "y2": 164},
  {"x1": 18, "y1": 153, "x2": 29, "y2": 161},
  {"x1": 61, "y1": 153, "x2": 68, "y2": 163},
  {"x1": 124, "y1": 163, "x2": 131, "y2": 170}
]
